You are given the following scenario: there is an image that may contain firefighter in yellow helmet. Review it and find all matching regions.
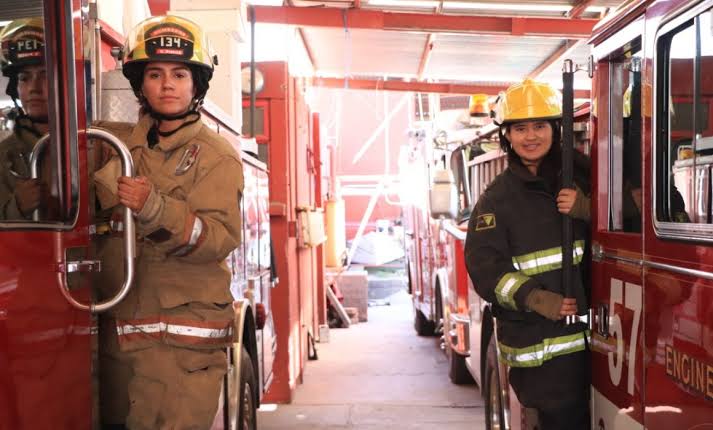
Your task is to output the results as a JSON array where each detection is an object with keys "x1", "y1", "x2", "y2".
[
  {"x1": 465, "y1": 78, "x2": 591, "y2": 429},
  {"x1": 0, "y1": 18, "x2": 49, "y2": 219},
  {"x1": 92, "y1": 15, "x2": 243, "y2": 430}
]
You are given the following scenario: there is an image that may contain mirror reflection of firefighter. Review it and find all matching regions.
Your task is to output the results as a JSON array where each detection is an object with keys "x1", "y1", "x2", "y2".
[
  {"x1": 464, "y1": 79, "x2": 591, "y2": 430},
  {"x1": 0, "y1": 18, "x2": 49, "y2": 220},
  {"x1": 93, "y1": 15, "x2": 244, "y2": 430}
]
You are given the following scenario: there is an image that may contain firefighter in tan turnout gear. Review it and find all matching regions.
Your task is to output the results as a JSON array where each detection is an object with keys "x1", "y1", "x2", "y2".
[
  {"x1": 94, "y1": 15, "x2": 244, "y2": 430},
  {"x1": 0, "y1": 18, "x2": 50, "y2": 220},
  {"x1": 464, "y1": 79, "x2": 591, "y2": 429}
]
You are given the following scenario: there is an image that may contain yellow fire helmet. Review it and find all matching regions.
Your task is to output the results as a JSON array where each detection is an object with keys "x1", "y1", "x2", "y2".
[
  {"x1": 494, "y1": 78, "x2": 562, "y2": 125},
  {"x1": 0, "y1": 17, "x2": 45, "y2": 75},
  {"x1": 122, "y1": 15, "x2": 217, "y2": 78},
  {"x1": 469, "y1": 93, "x2": 490, "y2": 117}
]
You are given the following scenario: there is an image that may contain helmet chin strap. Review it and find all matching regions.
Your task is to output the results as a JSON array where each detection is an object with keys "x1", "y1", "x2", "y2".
[
  {"x1": 146, "y1": 103, "x2": 202, "y2": 149},
  {"x1": 14, "y1": 110, "x2": 48, "y2": 138}
]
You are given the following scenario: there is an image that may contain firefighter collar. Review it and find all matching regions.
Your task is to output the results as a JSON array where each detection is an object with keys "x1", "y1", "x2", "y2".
[
  {"x1": 132, "y1": 113, "x2": 203, "y2": 152},
  {"x1": 14, "y1": 116, "x2": 44, "y2": 143},
  {"x1": 508, "y1": 159, "x2": 543, "y2": 183}
]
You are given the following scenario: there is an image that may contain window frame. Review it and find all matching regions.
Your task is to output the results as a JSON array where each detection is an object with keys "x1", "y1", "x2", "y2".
[
  {"x1": 242, "y1": 99, "x2": 270, "y2": 143},
  {"x1": 598, "y1": 36, "x2": 643, "y2": 234},
  {"x1": 0, "y1": 0, "x2": 81, "y2": 231},
  {"x1": 653, "y1": 1, "x2": 713, "y2": 242}
]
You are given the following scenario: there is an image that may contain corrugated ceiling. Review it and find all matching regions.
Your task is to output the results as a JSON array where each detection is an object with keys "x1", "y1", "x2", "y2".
[{"x1": 293, "y1": 0, "x2": 632, "y2": 93}]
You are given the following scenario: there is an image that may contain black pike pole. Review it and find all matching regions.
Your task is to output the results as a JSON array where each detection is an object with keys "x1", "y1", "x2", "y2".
[
  {"x1": 250, "y1": 5, "x2": 256, "y2": 140},
  {"x1": 562, "y1": 60, "x2": 575, "y2": 320}
]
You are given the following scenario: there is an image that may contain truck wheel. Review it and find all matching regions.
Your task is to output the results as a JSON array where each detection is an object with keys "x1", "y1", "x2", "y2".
[
  {"x1": 448, "y1": 345, "x2": 474, "y2": 385},
  {"x1": 483, "y1": 335, "x2": 505, "y2": 430},
  {"x1": 414, "y1": 308, "x2": 435, "y2": 336},
  {"x1": 406, "y1": 264, "x2": 413, "y2": 295},
  {"x1": 237, "y1": 346, "x2": 257, "y2": 430}
]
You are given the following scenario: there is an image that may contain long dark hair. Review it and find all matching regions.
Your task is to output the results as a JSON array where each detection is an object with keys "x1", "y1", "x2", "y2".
[{"x1": 498, "y1": 119, "x2": 562, "y2": 190}]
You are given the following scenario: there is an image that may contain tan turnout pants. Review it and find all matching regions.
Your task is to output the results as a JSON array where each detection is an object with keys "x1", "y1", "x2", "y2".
[{"x1": 100, "y1": 317, "x2": 227, "y2": 430}]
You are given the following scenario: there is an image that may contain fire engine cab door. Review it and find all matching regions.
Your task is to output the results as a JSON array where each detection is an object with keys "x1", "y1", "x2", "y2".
[
  {"x1": 642, "y1": 4, "x2": 713, "y2": 429},
  {"x1": 0, "y1": 2, "x2": 134, "y2": 429},
  {"x1": 589, "y1": 25, "x2": 646, "y2": 429}
]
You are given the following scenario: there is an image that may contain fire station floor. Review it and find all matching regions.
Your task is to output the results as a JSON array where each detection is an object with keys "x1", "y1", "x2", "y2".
[{"x1": 256, "y1": 289, "x2": 485, "y2": 429}]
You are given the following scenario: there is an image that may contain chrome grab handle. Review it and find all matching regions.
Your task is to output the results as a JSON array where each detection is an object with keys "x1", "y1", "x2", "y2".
[
  {"x1": 565, "y1": 309, "x2": 594, "y2": 329},
  {"x1": 29, "y1": 133, "x2": 51, "y2": 221},
  {"x1": 596, "y1": 304, "x2": 610, "y2": 338},
  {"x1": 57, "y1": 128, "x2": 135, "y2": 313}
]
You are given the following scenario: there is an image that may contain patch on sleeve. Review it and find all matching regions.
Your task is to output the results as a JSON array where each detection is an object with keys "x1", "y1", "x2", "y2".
[{"x1": 474, "y1": 213, "x2": 496, "y2": 231}]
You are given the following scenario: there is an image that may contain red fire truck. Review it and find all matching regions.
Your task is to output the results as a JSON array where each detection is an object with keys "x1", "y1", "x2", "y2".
[
  {"x1": 586, "y1": 0, "x2": 713, "y2": 427},
  {"x1": 404, "y1": 122, "x2": 502, "y2": 385},
  {"x1": 0, "y1": 1, "x2": 272, "y2": 429},
  {"x1": 419, "y1": 0, "x2": 713, "y2": 429}
]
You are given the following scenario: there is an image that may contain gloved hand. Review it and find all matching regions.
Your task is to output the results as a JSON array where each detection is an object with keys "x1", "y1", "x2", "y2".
[
  {"x1": 557, "y1": 186, "x2": 590, "y2": 221},
  {"x1": 556, "y1": 188, "x2": 577, "y2": 214},
  {"x1": 117, "y1": 176, "x2": 153, "y2": 213},
  {"x1": 525, "y1": 289, "x2": 577, "y2": 321},
  {"x1": 15, "y1": 178, "x2": 44, "y2": 216}
]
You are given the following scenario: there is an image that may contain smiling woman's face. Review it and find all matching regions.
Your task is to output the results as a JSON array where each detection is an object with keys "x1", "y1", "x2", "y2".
[
  {"x1": 17, "y1": 65, "x2": 48, "y2": 120},
  {"x1": 141, "y1": 61, "x2": 195, "y2": 116},
  {"x1": 505, "y1": 120, "x2": 553, "y2": 170}
]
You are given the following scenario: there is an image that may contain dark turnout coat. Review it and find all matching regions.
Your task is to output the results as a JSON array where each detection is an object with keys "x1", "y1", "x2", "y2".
[{"x1": 464, "y1": 153, "x2": 590, "y2": 368}]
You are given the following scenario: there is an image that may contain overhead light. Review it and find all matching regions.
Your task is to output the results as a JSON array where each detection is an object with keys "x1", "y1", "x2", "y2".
[
  {"x1": 442, "y1": 2, "x2": 607, "y2": 14},
  {"x1": 368, "y1": 0, "x2": 441, "y2": 8}
]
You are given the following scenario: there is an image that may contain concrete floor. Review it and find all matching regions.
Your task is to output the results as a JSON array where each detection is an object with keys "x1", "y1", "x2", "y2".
[{"x1": 257, "y1": 289, "x2": 485, "y2": 429}]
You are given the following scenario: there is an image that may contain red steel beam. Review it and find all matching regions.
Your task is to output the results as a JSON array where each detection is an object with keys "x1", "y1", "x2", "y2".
[
  {"x1": 253, "y1": 6, "x2": 598, "y2": 38},
  {"x1": 568, "y1": 0, "x2": 597, "y2": 19},
  {"x1": 298, "y1": 28, "x2": 317, "y2": 71},
  {"x1": 99, "y1": 19, "x2": 123, "y2": 47},
  {"x1": 417, "y1": 2, "x2": 442, "y2": 80},
  {"x1": 417, "y1": 34, "x2": 436, "y2": 80},
  {"x1": 313, "y1": 77, "x2": 591, "y2": 98},
  {"x1": 285, "y1": 0, "x2": 316, "y2": 71}
]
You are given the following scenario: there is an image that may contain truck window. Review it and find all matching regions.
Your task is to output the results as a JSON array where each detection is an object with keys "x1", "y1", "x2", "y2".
[
  {"x1": 0, "y1": 2, "x2": 78, "y2": 227},
  {"x1": 608, "y1": 41, "x2": 643, "y2": 233},
  {"x1": 655, "y1": 8, "x2": 713, "y2": 235}
]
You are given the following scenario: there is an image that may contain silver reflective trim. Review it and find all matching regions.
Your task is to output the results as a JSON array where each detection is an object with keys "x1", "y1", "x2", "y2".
[
  {"x1": 117, "y1": 322, "x2": 233, "y2": 340},
  {"x1": 188, "y1": 216, "x2": 203, "y2": 246},
  {"x1": 171, "y1": 216, "x2": 204, "y2": 257},
  {"x1": 512, "y1": 244, "x2": 584, "y2": 272}
]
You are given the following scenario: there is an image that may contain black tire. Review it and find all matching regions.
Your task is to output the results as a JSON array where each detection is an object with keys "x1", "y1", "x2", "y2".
[
  {"x1": 448, "y1": 344, "x2": 475, "y2": 385},
  {"x1": 413, "y1": 308, "x2": 435, "y2": 336},
  {"x1": 484, "y1": 335, "x2": 505, "y2": 430},
  {"x1": 406, "y1": 262, "x2": 413, "y2": 295},
  {"x1": 435, "y1": 287, "x2": 444, "y2": 335},
  {"x1": 237, "y1": 346, "x2": 257, "y2": 430}
]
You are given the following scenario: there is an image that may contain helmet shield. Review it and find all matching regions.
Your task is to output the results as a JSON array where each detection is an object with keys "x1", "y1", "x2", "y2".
[
  {"x1": 0, "y1": 18, "x2": 45, "y2": 75},
  {"x1": 122, "y1": 15, "x2": 216, "y2": 76}
]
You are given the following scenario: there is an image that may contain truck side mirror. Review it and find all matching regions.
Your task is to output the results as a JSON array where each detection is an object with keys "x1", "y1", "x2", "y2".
[
  {"x1": 429, "y1": 169, "x2": 458, "y2": 219},
  {"x1": 450, "y1": 147, "x2": 472, "y2": 216}
]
